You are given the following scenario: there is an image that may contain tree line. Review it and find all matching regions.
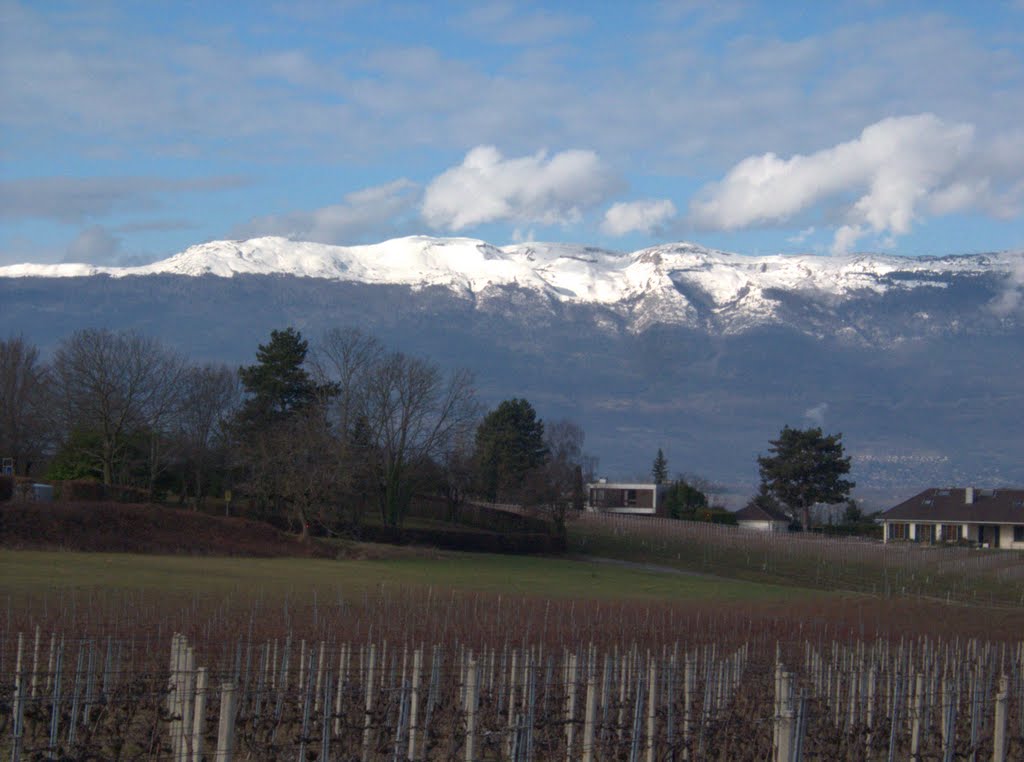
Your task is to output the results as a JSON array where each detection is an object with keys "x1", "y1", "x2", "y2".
[
  {"x1": 3, "y1": 328, "x2": 860, "y2": 537},
  {"x1": 0, "y1": 329, "x2": 595, "y2": 540},
  {"x1": 650, "y1": 425, "x2": 858, "y2": 531}
]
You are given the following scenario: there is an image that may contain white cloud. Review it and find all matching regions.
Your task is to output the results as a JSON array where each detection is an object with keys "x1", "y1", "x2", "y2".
[
  {"x1": 0, "y1": 176, "x2": 247, "y2": 223},
  {"x1": 803, "y1": 402, "x2": 829, "y2": 428},
  {"x1": 64, "y1": 225, "x2": 123, "y2": 264},
  {"x1": 688, "y1": 114, "x2": 1016, "y2": 253},
  {"x1": 989, "y1": 254, "x2": 1024, "y2": 318},
  {"x1": 236, "y1": 179, "x2": 419, "y2": 244},
  {"x1": 600, "y1": 199, "x2": 677, "y2": 236},
  {"x1": 457, "y1": 3, "x2": 590, "y2": 46},
  {"x1": 4, "y1": 4, "x2": 1022, "y2": 191},
  {"x1": 421, "y1": 146, "x2": 617, "y2": 231},
  {"x1": 786, "y1": 226, "x2": 815, "y2": 245}
]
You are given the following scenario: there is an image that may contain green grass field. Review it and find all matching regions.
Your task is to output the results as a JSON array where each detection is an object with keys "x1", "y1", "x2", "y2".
[{"x1": 0, "y1": 548, "x2": 826, "y2": 603}]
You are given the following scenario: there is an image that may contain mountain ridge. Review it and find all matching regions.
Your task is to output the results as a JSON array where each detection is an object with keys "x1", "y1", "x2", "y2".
[
  {"x1": 3, "y1": 236, "x2": 1023, "y2": 498},
  {"x1": 3, "y1": 235, "x2": 1021, "y2": 338}
]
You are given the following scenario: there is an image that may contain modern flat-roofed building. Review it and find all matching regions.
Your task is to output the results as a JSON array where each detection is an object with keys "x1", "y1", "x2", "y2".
[{"x1": 586, "y1": 481, "x2": 670, "y2": 516}]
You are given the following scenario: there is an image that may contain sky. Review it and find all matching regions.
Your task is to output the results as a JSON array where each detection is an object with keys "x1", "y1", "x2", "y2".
[{"x1": 1, "y1": 0, "x2": 1023, "y2": 267}]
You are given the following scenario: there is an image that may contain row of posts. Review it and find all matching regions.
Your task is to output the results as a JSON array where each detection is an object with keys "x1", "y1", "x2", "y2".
[
  {"x1": 781, "y1": 644, "x2": 1015, "y2": 762},
  {"x1": 6, "y1": 630, "x2": 1016, "y2": 761},
  {"x1": 167, "y1": 633, "x2": 236, "y2": 762}
]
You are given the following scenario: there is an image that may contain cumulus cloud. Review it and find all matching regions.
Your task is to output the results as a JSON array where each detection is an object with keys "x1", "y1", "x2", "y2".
[
  {"x1": 421, "y1": 146, "x2": 617, "y2": 231},
  {"x1": 236, "y1": 179, "x2": 419, "y2": 244},
  {"x1": 600, "y1": 199, "x2": 677, "y2": 236},
  {"x1": 688, "y1": 114, "x2": 1017, "y2": 254}
]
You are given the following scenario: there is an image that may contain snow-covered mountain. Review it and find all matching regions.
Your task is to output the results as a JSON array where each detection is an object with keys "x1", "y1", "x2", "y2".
[
  {"x1": 3, "y1": 236, "x2": 1020, "y2": 336},
  {"x1": 3, "y1": 235, "x2": 1023, "y2": 500}
]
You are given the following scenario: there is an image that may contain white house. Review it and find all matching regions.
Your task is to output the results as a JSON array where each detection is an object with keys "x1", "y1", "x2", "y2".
[
  {"x1": 734, "y1": 502, "x2": 790, "y2": 532},
  {"x1": 586, "y1": 481, "x2": 670, "y2": 516},
  {"x1": 880, "y1": 487, "x2": 1024, "y2": 549}
]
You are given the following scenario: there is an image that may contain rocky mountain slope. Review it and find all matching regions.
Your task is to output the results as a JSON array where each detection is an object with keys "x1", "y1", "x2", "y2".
[
  {"x1": 3, "y1": 236, "x2": 1023, "y2": 504},
  {"x1": 4, "y1": 236, "x2": 1021, "y2": 339}
]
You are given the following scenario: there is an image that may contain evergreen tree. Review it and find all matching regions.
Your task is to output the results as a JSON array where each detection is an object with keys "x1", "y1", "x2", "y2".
[
  {"x1": 237, "y1": 328, "x2": 321, "y2": 430},
  {"x1": 757, "y1": 426, "x2": 854, "y2": 529},
  {"x1": 842, "y1": 499, "x2": 863, "y2": 525},
  {"x1": 234, "y1": 328, "x2": 337, "y2": 541},
  {"x1": 651, "y1": 448, "x2": 668, "y2": 484},
  {"x1": 572, "y1": 464, "x2": 585, "y2": 513},
  {"x1": 663, "y1": 478, "x2": 708, "y2": 519},
  {"x1": 473, "y1": 398, "x2": 548, "y2": 502}
]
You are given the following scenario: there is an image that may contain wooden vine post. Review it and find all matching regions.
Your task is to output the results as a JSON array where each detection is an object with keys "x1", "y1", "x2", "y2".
[
  {"x1": 465, "y1": 656, "x2": 478, "y2": 762},
  {"x1": 993, "y1": 674, "x2": 1008, "y2": 762},
  {"x1": 215, "y1": 681, "x2": 236, "y2": 762}
]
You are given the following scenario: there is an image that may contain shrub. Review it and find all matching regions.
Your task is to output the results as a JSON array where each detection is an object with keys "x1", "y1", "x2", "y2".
[
  {"x1": 56, "y1": 480, "x2": 149, "y2": 503},
  {"x1": 0, "y1": 501, "x2": 333, "y2": 557},
  {"x1": 59, "y1": 480, "x2": 106, "y2": 501},
  {"x1": 110, "y1": 485, "x2": 149, "y2": 504},
  {"x1": 356, "y1": 524, "x2": 559, "y2": 554}
]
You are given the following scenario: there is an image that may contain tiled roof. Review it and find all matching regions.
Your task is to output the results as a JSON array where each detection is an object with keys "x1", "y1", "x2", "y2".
[
  {"x1": 735, "y1": 503, "x2": 790, "y2": 523},
  {"x1": 881, "y1": 488, "x2": 1024, "y2": 524}
]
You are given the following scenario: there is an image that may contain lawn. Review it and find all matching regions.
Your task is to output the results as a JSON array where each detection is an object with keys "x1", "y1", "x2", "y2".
[{"x1": 0, "y1": 548, "x2": 824, "y2": 603}]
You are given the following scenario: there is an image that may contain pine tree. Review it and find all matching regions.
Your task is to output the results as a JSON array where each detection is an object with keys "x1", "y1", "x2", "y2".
[
  {"x1": 651, "y1": 448, "x2": 668, "y2": 484},
  {"x1": 234, "y1": 328, "x2": 337, "y2": 541},
  {"x1": 757, "y1": 426, "x2": 854, "y2": 529},
  {"x1": 474, "y1": 398, "x2": 548, "y2": 502},
  {"x1": 237, "y1": 328, "x2": 323, "y2": 431}
]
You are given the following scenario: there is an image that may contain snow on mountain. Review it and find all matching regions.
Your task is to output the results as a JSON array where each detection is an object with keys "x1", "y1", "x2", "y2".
[{"x1": 2, "y1": 235, "x2": 1020, "y2": 331}]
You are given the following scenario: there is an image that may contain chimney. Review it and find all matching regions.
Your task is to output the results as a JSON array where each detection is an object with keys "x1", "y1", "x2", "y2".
[{"x1": 965, "y1": 487, "x2": 974, "y2": 505}]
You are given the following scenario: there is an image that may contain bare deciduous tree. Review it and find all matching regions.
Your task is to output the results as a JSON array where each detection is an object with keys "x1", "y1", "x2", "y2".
[
  {"x1": 0, "y1": 335, "x2": 52, "y2": 475},
  {"x1": 440, "y1": 431, "x2": 476, "y2": 522},
  {"x1": 361, "y1": 351, "x2": 477, "y2": 527},
  {"x1": 312, "y1": 328, "x2": 384, "y2": 528},
  {"x1": 178, "y1": 363, "x2": 240, "y2": 507},
  {"x1": 270, "y1": 404, "x2": 342, "y2": 540},
  {"x1": 52, "y1": 328, "x2": 185, "y2": 487},
  {"x1": 314, "y1": 329, "x2": 479, "y2": 527},
  {"x1": 142, "y1": 353, "x2": 188, "y2": 497},
  {"x1": 535, "y1": 418, "x2": 590, "y2": 539},
  {"x1": 314, "y1": 327, "x2": 382, "y2": 438}
]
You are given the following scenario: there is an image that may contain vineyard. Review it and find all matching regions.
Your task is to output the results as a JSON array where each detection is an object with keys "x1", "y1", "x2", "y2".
[
  {"x1": 2, "y1": 583, "x2": 1023, "y2": 760},
  {"x1": 566, "y1": 511, "x2": 1024, "y2": 607}
]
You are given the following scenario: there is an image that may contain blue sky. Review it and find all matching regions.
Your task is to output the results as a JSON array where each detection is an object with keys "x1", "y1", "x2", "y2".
[{"x1": 1, "y1": 0, "x2": 1023, "y2": 265}]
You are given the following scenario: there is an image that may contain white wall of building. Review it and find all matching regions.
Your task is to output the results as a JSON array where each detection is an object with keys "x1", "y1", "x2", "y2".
[
  {"x1": 738, "y1": 519, "x2": 787, "y2": 533},
  {"x1": 884, "y1": 521, "x2": 1024, "y2": 549}
]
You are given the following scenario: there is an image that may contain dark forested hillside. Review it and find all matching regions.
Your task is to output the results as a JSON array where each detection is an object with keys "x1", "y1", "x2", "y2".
[{"x1": 3, "y1": 273, "x2": 1023, "y2": 504}]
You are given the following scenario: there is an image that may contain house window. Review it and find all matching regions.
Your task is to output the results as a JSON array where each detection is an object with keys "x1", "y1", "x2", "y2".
[
  {"x1": 626, "y1": 489, "x2": 637, "y2": 506},
  {"x1": 1014, "y1": 526, "x2": 1024, "y2": 543},
  {"x1": 889, "y1": 523, "x2": 909, "y2": 540},
  {"x1": 942, "y1": 524, "x2": 961, "y2": 542}
]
